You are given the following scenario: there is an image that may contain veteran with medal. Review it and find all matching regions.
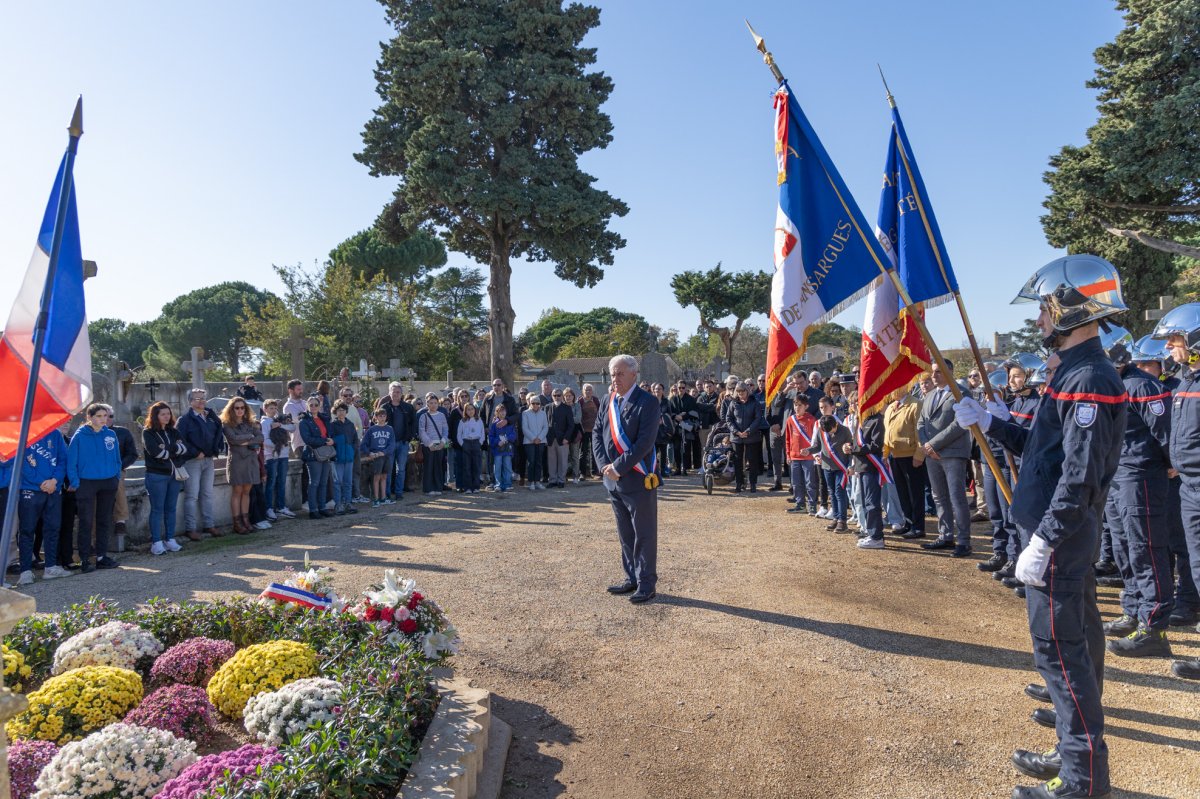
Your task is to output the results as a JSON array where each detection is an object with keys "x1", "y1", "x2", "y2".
[{"x1": 593, "y1": 354, "x2": 661, "y2": 604}]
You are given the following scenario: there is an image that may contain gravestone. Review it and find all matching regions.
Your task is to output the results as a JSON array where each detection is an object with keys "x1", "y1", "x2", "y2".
[
  {"x1": 352, "y1": 359, "x2": 376, "y2": 380},
  {"x1": 282, "y1": 324, "x2": 315, "y2": 381},
  {"x1": 1145, "y1": 295, "x2": 1177, "y2": 323},
  {"x1": 181, "y1": 347, "x2": 214, "y2": 391}
]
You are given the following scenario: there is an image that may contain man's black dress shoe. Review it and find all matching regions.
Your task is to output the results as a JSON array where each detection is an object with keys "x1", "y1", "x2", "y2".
[
  {"x1": 80, "y1": 562, "x2": 96, "y2": 574},
  {"x1": 921, "y1": 537, "x2": 955, "y2": 550},
  {"x1": 1031, "y1": 707, "x2": 1057, "y2": 728},
  {"x1": 1011, "y1": 747, "x2": 1061, "y2": 780},
  {"x1": 629, "y1": 591, "x2": 656, "y2": 604},
  {"x1": 606, "y1": 581, "x2": 637, "y2": 595},
  {"x1": 96, "y1": 556, "x2": 120, "y2": 570},
  {"x1": 1024, "y1": 683, "x2": 1051, "y2": 703},
  {"x1": 900, "y1": 529, "x2": 926, "y2": 540},
  {"x1": 952, "y1": 545, "x2": 973, "y2": 558}
]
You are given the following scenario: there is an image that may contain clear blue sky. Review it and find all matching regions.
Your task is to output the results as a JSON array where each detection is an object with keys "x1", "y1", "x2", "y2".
[{"x1": 0, "y1": 1, "x2": 1123, "y2": 357}]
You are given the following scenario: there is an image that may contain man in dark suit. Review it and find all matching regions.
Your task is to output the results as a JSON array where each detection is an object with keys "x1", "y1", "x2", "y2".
[
  {"x1": 593, "y1": 354, "x2": 661, "y2": 604},
  {"x1": 918, "y1": 359, "x2": 973, "y2": 557}
]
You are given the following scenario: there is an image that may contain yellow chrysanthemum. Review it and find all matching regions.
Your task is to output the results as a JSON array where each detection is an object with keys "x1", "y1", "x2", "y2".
[
  {"x1": 1, "y1": 644, "x2": 29, "y2": 692},
  {"x1": 6, "y1": 665, "x2": 142, "y2": 744},
  {"x1": 206, "y1": 640, "x2": 318, "y2": 719}
]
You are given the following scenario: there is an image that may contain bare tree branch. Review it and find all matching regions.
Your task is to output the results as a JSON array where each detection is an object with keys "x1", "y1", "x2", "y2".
[
  {"x1": 1098, "y1": 200, "x2": 1200, "y2": 214},
  {"x1": 1103, "y1": 224, "x2": 1200, "y2": 259}
]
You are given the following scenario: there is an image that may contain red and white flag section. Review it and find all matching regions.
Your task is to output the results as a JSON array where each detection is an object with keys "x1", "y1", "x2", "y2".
[
  {"x1": 0, "y1": 154, "x2": 91, "y2": 459},
  {"x1": 858, "y1": 273, "x2": 929, "y2": 418}
]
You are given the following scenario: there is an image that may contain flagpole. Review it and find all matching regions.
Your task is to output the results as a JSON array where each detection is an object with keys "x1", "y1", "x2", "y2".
[
  {"x1": 0, "y1": 97, "x2": 84, "y2": 587},
  {"x1": 746, "y1": 30, "x2": 1013, "y2": 505},
  {"x1": 877, "y1": 72, "x2": 1021, "y2": 486}
]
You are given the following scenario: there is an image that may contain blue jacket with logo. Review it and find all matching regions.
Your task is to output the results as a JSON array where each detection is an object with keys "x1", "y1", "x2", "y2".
[
  {"x1": 67, "y1": 425, "x2": 123, "y2": 485},
  {"x1": 988, "y1": 336, "x2": 1126, "y2": 579},
  {"x1": 1170, "y1": 365, "x2": 1200, "y2": 477},
  {"x1": 360, "y1": 424, "x2": 396, "y2": 457},
  {"x1": 1116, "y1": 364, "x2": 1171, "y2": 475},
  {"x1": 0, "y1": 430, "x2": 68, "y2": 491}
]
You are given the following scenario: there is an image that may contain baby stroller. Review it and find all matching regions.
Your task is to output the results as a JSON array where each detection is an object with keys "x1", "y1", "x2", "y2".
[{"x1": 701, "y1": 422, "x2": 736, "y2": 495}]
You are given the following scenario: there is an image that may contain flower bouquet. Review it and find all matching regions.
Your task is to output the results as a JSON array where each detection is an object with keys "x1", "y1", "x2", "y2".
[
  {"x1": 259, "y1": 553, "x2": 335, "y2": 611},
  {"x1": 351, "y1": 569, "x2": 459, "y2": 661},
  {"x1": 51, "y1": 621, "x2": 162, "y2": 675}
]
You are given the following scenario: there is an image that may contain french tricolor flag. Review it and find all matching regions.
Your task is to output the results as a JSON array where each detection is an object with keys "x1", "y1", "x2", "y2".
[{"x1": 0, "y1": 154, "x2": 91, "y2": 460}]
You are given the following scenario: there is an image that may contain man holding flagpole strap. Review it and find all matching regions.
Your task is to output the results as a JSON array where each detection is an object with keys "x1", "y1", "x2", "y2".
[
  {"x1": 593, "y1": 354, "x2": 661, "y2": 604},
  {"x1": 955, "y1": 255, "x2": 1126, "y2": 799}
]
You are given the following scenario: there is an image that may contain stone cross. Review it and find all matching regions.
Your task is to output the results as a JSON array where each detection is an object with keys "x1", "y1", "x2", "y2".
[
  {"x1": 1144, "y1": 295, "x2": 1177, "y2": 323},
  {"x1": 282, "y1": 324, "x2": 315, "y2": 381},
  {"x1": 381, "y1": 359, "x2": 413, "y2": 381},
  {"x1": 146, "y1": 376, "x2": 159, "y2": 402},
  {"x1": 181, "y1": 347, "x2": 214, "y2": 391},
  {"x1": 446, "y1": 369, "x2": 454, "y2": 390},
  {"x1": 352, "y1": 359, "x2": 376, "y2": 380}
]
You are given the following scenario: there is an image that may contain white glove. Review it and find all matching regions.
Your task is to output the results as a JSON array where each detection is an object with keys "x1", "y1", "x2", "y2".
[
  {"x1": 1015, "y1": 535, "x2": 1053, "y2": 587},
  {"x1": 985, "y1": 400, "x2": 1011, "y2": 422},
  {"x1": 952, "y1": 397, "x2": 992, "y2": 432}
]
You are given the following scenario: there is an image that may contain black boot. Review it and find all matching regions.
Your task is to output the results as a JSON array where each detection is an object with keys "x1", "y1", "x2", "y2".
[
  {"x1": 1172, "y1": 658, "x2": 1200, "y2": 680},
  {"x1": 1102, "y1": 614, "x2": 1137, "y2": 637},
  {"x1": 978, "y1": 554, "x2": 1008, "y2": 572},
  {"x1": 1011, "y1": 747, "x2": 1061, "y2": 781},
  {"x1": 1107, "y1": 627, "x2": 1171, "y2": 658}
]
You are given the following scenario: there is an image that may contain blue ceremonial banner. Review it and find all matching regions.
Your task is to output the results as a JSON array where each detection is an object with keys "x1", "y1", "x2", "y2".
[
  {"x1": 876, "y1": 105, "x2": 958, "y2": 307},
  {"x1": 766, "y1": 82, "x2": 892, "y2": 402}
]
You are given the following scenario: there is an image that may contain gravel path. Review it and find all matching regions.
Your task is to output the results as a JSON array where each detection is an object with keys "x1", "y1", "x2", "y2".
[{"x1": 22, "y1": 477, "x2": 1200, "y2": 799}]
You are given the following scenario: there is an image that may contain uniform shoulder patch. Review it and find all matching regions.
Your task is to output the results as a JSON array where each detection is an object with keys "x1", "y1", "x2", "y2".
[
  {"x1": 1148, "y1": 399, "x2": 1165, "y2": 416},
  {"x1": 1074, "y1": 402, "x2": 1098, "y2": 428}
]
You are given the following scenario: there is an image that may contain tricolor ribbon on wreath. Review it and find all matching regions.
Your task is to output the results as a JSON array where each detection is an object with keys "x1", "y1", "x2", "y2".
[
  {"x1": 856, "y1": 425, "x2": 894, "y2": 486},
  {"x1": 820, "y1": 428, "x2": 850, "y2": 488},
  {"x1": 608, "y1": 394, "x2": 660, "y2": 490},
  {"x1": 260, "y1": 583, "x2": 333, "y2": 611}
]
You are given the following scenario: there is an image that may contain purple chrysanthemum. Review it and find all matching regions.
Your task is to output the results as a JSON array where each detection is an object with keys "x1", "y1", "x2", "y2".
[
  {"x1": 155, "y1": 744, "x2": 282, "y2": 799},
  {"x1": 124, "y1": 684, "x2": 216, "y2": 745},
  {"x1": 150, "y1": 637, "x2": 236, "y2": 688},
  {"x1": 8, "y1": 739, "x2": 59, "y2": 799}
]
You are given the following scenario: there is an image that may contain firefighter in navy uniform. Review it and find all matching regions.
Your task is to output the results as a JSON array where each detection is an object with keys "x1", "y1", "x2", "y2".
[
  {"x1": 1150, "y1": 303, "x2": 1200, "y2": 679},
  {"x1": 1096, "y1": 327, "x2": 1175, "y2": 656},
  {"x1": 1132, "y1": 334, "x2": 1200, "y2": 628},
  {"x1": 954, "y1": 255, "x2": 1126, "y2": 799}
]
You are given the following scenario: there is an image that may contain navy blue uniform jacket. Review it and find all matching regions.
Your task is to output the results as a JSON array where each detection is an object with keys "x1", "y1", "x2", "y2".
[
  {"x1": 1170, "y1": 365, "x2": 1200, "y2": 477},
  {"x1": 1117, "y1": 364, "x2": 1171, "y2": 474},
  {"x1": 592, "y1": 386, "x2": 659, "y2": 494},
  {"x1": 989, "y1": 337, "x2": 1126, "y2": 578}
]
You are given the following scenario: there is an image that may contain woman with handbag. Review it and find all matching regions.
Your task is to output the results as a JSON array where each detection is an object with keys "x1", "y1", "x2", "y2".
[
  {"x1": 418, "y1": 393, "x2": 450, "y2": 495},
  {"x1": 299, "y1": 397, "x2": 336, "y2": 519},
  {"x1": 221, "y1": 398, "x2": 264, "y2": 534},
  {"x1": 141, "y1": 401, "x2": 189, "y2": 555}
]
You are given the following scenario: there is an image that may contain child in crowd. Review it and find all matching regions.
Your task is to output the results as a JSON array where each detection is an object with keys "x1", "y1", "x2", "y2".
[
  {"x1": 456, "y1": 403, "x2": 485, "y2": 493},
  {"x1": 807, "y1": 397, "x2": 852, "y2": 533},
  {"x1": 329, "y1": 401, "x2": 359, "y2": 516},
  {"x1": 784, "y1": 405, "x2": 819, "y2": 516},
  {"x1": 488, "y1": 404, "x2": 518, "y2": 492},
  {"x1": 4, "y1": 429, "x2": 71, "y2": 584},
  {"x1": 362, "y1": 408, "x2": 397, "y2": 506}
]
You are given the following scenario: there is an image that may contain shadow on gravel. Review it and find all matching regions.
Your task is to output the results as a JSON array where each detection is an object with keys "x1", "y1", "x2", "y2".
[
  {"x1": 493, "y1": 694, "x2": 578, "y2": 799},
  {"x1": 1105, "y1": 705, "x2": 1200, "y2": 733},
  {"x1": 1111, "y1": 791, "x2": 1185, "y2": 799},
  {"x1": 658, "y1": 595, "x2": 1032, "y2": 671},
  {"x1": 1105, "y1": 723, "x2": 1200, "y2": 751}
]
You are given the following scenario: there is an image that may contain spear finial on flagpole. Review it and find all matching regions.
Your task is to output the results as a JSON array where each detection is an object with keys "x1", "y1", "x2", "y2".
[
  {"x1": 68, "y1": 96, "x2": 83, "y2": 139},
  {"x1": 745, "y1": 20, "x2": 785, "y2": 84},
  {"x1": 877, "y1": 64, "x2": 896, "y2": 109}
]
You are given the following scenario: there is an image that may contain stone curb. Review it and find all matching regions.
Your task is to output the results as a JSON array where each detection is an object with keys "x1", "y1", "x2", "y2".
[{"x1": 399, "y1": 677, "x2": 511, "y2": 799}]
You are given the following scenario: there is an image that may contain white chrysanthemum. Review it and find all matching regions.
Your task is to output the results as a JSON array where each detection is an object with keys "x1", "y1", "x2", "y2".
[
  {"x1": 52, "y1": 621, "x2": 163, "y2": 675},
  {"x1": 33, "y1": 722, "x2": 196, "y2": 799},
  {"x1": 243, "y1": 677, "x2": 343, "y2": 746}
]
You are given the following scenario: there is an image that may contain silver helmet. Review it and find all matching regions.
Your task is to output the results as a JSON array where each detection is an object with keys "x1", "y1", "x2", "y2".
[
  {"x1": 1028, "y1": 363, "x2": 1048, "y2": 387},
  {"x1": 1149, "y1": 302, "x2": 1200, "y2": 351},
  {"x1": 1099, "y1": 324, "x2": 1134, "y2": 366},
  {"x1": 1132, "y1": 333, "x2": 1178, "y2": 375},
  {"x1": 1013, "y1": 255, "x2": 1128, "y2": 333}
]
